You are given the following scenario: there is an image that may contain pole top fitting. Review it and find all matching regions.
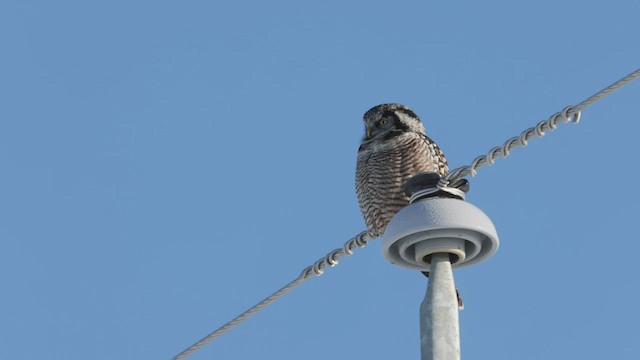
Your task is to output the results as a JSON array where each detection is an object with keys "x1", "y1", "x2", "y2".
[{"x1": 381, "y1": 173, "x2": 499, "y2": 272}]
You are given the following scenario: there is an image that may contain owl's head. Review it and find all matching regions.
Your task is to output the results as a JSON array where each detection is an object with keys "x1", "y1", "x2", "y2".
[{"x1": 361, "y1": 103, "x2": 426, "y2": 142}]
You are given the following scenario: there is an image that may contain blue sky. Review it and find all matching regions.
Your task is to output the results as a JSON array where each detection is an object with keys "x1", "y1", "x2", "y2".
[{"x1": 1, "y1": 1, "x2": 639, "y2": 359}]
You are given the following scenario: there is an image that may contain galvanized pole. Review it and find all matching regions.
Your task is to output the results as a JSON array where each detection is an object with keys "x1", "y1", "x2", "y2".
[{"x1": 420, "y1": 252, "x2": 460, "y2": 360}]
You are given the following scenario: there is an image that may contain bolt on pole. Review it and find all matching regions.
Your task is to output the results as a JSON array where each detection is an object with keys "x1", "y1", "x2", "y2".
[{"x1": 420, "y1": 253, "x2": 460, "y2": 360}]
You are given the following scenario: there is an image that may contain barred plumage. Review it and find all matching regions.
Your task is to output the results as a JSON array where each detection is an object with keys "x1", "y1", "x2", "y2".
[{"x1": 355, "y1": 104, "x2": 448, "y2": 238}]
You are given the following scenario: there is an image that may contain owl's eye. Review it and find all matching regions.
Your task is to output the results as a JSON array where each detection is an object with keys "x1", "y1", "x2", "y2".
[{"x1": 379, "y1": 118, "x2": 388, "y2": 126}]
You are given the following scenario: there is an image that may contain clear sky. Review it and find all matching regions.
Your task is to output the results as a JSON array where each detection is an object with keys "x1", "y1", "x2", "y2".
[{"x1": 1, "y1": 1, "x2": 639, "y2": 359}]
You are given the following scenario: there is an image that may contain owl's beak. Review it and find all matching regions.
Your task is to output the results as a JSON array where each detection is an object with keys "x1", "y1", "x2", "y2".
[{"x1": 366, "y1": 127, "x2": 373, "y2": 139}]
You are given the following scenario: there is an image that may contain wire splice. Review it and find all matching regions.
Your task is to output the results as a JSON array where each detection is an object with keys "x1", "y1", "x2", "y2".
[{"x1": 439, "y1": 68, "x2": 640, "y2": 188}]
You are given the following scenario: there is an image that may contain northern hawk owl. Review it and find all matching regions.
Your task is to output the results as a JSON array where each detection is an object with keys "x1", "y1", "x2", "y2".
[{"x1": 355, "y1": 103, "x2": 448, "y2": 238}]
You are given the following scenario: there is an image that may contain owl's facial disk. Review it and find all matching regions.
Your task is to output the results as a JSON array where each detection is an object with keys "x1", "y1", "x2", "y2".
[
  {"x1": 365, "y1": 116, "x2": 394, "y2": 139},
  {"x1": 362, "y1": 104, "x2": 425, "y2": 143}
]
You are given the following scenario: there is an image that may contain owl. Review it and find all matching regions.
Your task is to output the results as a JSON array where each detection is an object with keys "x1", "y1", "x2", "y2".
[{"x1": 355, "y1": 103, "x2": 448, "y2": 238}]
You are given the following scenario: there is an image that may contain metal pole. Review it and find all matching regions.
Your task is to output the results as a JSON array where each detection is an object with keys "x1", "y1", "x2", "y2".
[{"x1": 420, "y1": 252, "x2": 460, "y2": 360}]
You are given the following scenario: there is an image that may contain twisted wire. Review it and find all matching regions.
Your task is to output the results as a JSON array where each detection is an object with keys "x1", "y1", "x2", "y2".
[
  {"x1": 174, "y1": 67, "x2": 640, "y2": 359},
  {"x1": 173, "y1": 231, "x2": 370, "y2": 360},
  {"x1": 439, "y1": 67, "x2": 640, "y2": 187}
]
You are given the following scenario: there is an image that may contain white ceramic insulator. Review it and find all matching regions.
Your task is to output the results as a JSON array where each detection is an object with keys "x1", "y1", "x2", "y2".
[{"x1": 382, "y1": 198, "x2": 499, "y2": 272}]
